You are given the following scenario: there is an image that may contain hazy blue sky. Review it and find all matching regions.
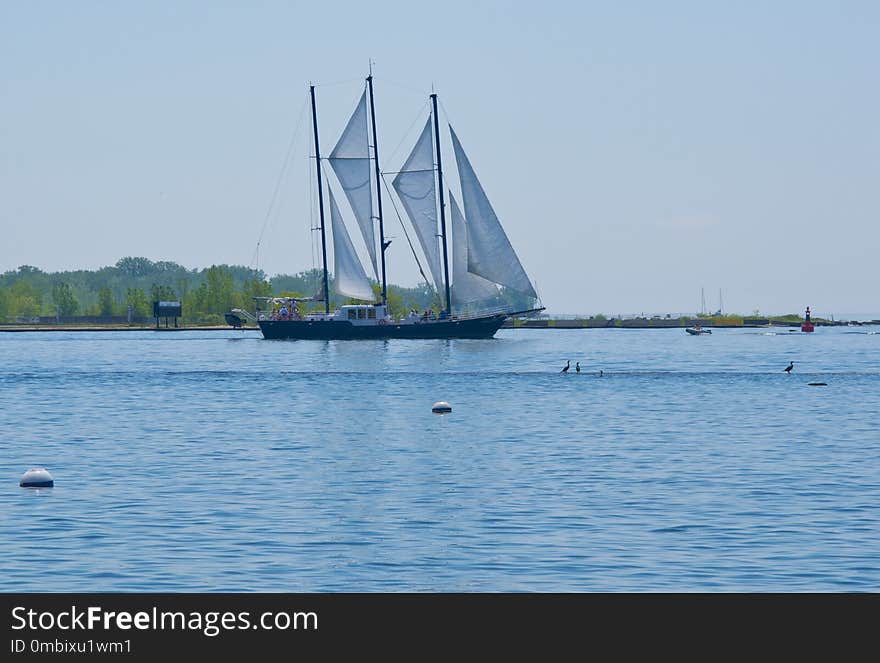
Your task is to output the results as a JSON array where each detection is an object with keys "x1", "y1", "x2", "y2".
[{"x1": 2, "y1": 1, "x2": 877, "y2": 316}]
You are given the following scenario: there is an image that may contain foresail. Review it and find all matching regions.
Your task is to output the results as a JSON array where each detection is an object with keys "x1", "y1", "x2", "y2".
[
  {"x1": 391, "y1": 119, "x2": 443, "y2": 293},
  {"x1": 449, "y1": 126, "x2": 538, "y2": 299},
  {"x1": 329, "y1": 187, "x2": 375, "y2": 301},
  {"x1": 450, "y1": 193, "x2": 498, "y2": 307},
  {"x1": 329, "y1": 91, "x2": 378, "y2": 279}
]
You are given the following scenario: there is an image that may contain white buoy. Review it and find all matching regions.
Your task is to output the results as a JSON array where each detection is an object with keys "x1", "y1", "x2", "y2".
[
  {"x1": 20, "y1": 467, "x2": 54, "y2": 488},
  {"x1": 432, "y1": 401, "x2": 452, "y2": 414}
]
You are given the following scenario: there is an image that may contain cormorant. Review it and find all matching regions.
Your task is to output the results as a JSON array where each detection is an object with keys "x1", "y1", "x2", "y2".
[
  {"x1": 561, "y1": 360, "x2": 570, "y2": 373},
  {"x1": 784, "y1": 361, "x2": 794, "y2": 374},
  {"x1": 576, "y1": 362, "x2": 581, "y2": 373}
]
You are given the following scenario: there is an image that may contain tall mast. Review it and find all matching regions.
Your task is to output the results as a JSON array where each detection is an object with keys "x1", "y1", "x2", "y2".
[
  {"x1": 310, "y1": 84, "x2": 330, "y2": 315},
  {"x1": 367, "y1": 73, "x2": 388, "y2": 306},
  {"x1": 430, "y1": 93, "x2": 452, "y2": 316}
]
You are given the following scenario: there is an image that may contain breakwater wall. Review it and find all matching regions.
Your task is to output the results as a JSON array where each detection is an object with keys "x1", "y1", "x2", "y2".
[{"x1": 502, "y1": 317, "x2": 873, "y2": 329}]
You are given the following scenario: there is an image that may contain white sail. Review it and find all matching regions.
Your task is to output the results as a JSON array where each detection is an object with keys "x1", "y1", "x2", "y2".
[
  {"x1": 449, "y1": 193, "x2": 498, "y2": 307},
  {"x1": 449, "y1": 126, "x2": 538, "y2": 299},
  {"x1": 391, "y1": 119, "x2": 443, "y2": 293},
  {"x1": 329, "y1": 187, "x2": 375, "y2": 301},
  {"x1": 329, "y1": 91, "x2": 377, "y2": 279}
]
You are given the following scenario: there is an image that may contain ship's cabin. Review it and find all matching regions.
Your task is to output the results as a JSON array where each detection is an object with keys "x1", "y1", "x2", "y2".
[
  {"x1": 333, "y1": 305, "x2": 389, "y2": 324},
  {"x1": 252, "y1": 297, "x2": 392, "y2": 324}
]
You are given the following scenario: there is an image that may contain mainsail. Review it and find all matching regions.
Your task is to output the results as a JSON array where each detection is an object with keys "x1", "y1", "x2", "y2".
[
  {"x1": 449, "y1": 193, "x2": 498, "y2": 307},
  {"x1": 392, "y1": 119, "x2": 444, "y2": 294},
  {"x1": 328, "y1": 187, "x2": 375, "y2": 301},
  {"x1": 449, "y1": 126, "x2": 538, "y2": 299},
  {"x1": 329, "y1": 91, "x2": 378, "y2": 279}
]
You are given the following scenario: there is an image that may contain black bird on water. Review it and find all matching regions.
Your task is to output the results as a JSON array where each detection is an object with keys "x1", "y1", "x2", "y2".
[
  {"x1": 576, "y1": 362, "x2": 581, "y2": 373},
  {"x1": 784, "y1": 361, "x2": 794, "y2": 374},
  {"x1": 561, "y1": 360, "x2": 570, "y2": 373}
]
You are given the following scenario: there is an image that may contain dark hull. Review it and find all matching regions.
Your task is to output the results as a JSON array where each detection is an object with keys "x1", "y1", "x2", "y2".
[
  {"x1": 224, "y1": 312, "x2": 244, "y2": 328},
  {"x1": 258, "y1": 314, "x2": 508, "y2": 340}
]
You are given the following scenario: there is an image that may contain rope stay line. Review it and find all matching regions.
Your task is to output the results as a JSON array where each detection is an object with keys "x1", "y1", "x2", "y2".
[
  {"x1": 385, "y1": 99, "x2": 431, "y2": 165},
  {"x1": 250, "y1": 95, "x2": 310, "y2": 272},
  {"x1": 380, "y1": 173, "x2": 431, "y2": 290}
]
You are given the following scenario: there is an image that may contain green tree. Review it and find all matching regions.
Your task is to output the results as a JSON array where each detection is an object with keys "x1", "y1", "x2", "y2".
[
  {"x1": 116, "y1": 257, "x2": 155, "y2": 278},
  {"x1": 204, "y1": 265, "x2": 234, "y2": 314},
  {"x1": 242, "y1": 278, "x2": 272, "y2": 299},
  {"x1": 383, "y1": 287, "x2": 407, "y2": 319},
  {"x1": 0, "y1": 288, "x2": 9, "y2": 321},
  {"x1": 183, "y1": 282, "x2": 210, "y2": 321},
  {"x1": 233, "y1": 278, "x2": 272, "y2": 311},
  {"x1": 175, "y1": 277, "x2": 190, "y2": 301},
  {"x1": 150, "y1": 283, "x2": 177, "y2": 303},
  {"x1": 14, "y1": 265, "x2": 44, "y2": 278},
  {"x1": 97, "y1": 287, "x2": 114, "y2": 317},
  {"x1": 9, "y1": 280, "x2": 43, "y2": 317},
  {"x1": 52, "y1": 282, "x2": 80, "y2": 316},
  {"x1": 152, "y1": 260, "x2": 188, "y2": 274},
  {"x1": 270, "y1": 269, "x2": 324, "y2": 296},
  {"x1": 125, "y1": 288, "x2": 150, "y2": 317}
]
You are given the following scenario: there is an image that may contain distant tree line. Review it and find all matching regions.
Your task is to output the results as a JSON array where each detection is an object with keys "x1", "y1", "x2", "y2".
[
  {"x1": 0, "y1": 258, "x2": 269, "y2": 324},
  {"x1": 0, "y1": 257, "x2": 532, "y2": 324}
]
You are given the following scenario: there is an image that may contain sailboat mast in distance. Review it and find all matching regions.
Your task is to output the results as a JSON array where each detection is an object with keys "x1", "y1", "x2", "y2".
[
  {"x1": 431, "y1": 93, "x2": 452, "y2": 316},
  {"x1": 367, "y1": 74, "x2": 387, "y2": 305},
  {"x1": 310, "y1": 85, "x2": 330, "y2": 314}
]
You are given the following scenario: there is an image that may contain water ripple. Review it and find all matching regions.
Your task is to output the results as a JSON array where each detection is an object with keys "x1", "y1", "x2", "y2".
[{"x1": 1, "y1": 328, "x2": 878, "y2": 591}]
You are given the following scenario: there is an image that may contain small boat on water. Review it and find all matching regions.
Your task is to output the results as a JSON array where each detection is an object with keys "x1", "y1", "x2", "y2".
[
  {"x1": 224, "y1": 312, "x2": 245, "y2": 329},
  {"x1": 685, "y1": 323, "x2": 711, "y2": 335},
  {"x1": 232, "y1": 73, "x2": 543, "y2": 340}
]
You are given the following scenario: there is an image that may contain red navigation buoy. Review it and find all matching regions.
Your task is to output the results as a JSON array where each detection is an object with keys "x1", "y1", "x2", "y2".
[{"x1": 801, "y1": 306, "x2": 815, "y2": 333}]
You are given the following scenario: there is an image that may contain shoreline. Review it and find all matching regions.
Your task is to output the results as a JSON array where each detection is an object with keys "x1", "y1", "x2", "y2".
[
  {"x1": 0, "y1": 325, "x2": 236, "y2": 332},
  {"x1": 2, "y1": 320, "x2": 877, "y2": 333},
  {"x1": 502, "y1": 318, "x2": 879, "y2": 330}
]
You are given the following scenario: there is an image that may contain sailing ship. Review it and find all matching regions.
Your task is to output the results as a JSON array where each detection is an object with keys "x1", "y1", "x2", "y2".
[{"x1": 248, "y1": 75, "x2": 543, "y2": 340}]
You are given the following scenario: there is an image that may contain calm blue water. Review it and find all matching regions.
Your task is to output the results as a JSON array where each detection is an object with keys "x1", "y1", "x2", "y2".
[{"x1": 1, "y1": 327, "x2": 878, "y2": 591}]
